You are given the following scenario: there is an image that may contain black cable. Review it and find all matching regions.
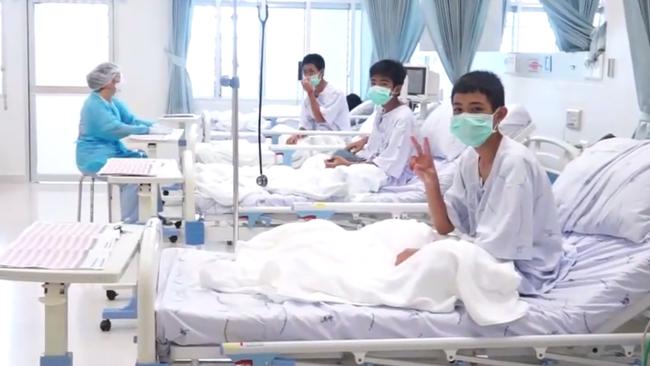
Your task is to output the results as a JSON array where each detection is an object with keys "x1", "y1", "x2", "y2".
[{"x1": 255, "y1": 2, "x2": 269, "y2": 187}]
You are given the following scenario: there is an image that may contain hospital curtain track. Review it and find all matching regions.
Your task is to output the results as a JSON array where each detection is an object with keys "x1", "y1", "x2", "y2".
[
  {"x1": 624, "y1": 0, "x2": 650, "y2": 140},
  {"x1": 420, "y1": 0, "x2": 490, "y2": 84},
  {"x1": 167, "y1": 0, "x2": 196, "y2": 114}
]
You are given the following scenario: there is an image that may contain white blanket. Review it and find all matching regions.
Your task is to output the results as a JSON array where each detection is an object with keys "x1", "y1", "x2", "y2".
[
  {"x1": 195, "y1": 140, "x2": 277, "y2": 167},
  {"x1": 199, "y1": 219, "x2": 528, "y2": 326},
  {"x1": 195, "y1": 156, "x2": 388, "y2": 205}
]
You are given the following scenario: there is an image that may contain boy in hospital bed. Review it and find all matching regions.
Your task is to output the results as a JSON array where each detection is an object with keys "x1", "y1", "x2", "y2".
[
  {"x1": 325, "y1": 59, "x2": 416, "y2": 186},
  {"x1": 287, "y1": 54, "x2": 351, "y2": 145},
  {"x1": 396, "y1": 71, "x2": 575, "y2": 295}
]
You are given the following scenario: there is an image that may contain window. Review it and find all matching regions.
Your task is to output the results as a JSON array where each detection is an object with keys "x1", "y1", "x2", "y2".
[
  {"x1": 500, "y1": 0, "x2": 559, "y2": 53},
  {"x1": 187, "y1": 4, "x2": 218, "y2": 99},
  {"x1": 188, "y1": 1, "x2": 362, "y2": 102},
  {"x1": 30, "y1": 1, "x2": 112, "y2": 178},
  {"x1": 34, "y1": 2, "x2": 110, "y2": 86}
]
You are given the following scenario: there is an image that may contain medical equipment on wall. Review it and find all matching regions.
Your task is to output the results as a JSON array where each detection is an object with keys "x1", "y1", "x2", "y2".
[
  {"x1": 255, "y1": 0, "x2": 269, "y2": 188},
  {"x1": 403, "y1": 65, "x2": 440, "y2": 119}
]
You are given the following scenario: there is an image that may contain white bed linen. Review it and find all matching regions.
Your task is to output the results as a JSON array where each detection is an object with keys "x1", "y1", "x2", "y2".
[
  {"x1": 199, "y1": 219, "x2": 527, "y2": 326},
  {"x1": 195, "y1": 155, "x2": 389, "y2": 206},
  {"x1": 155, "y1": 233, "x2": 650, "y2": 351}
]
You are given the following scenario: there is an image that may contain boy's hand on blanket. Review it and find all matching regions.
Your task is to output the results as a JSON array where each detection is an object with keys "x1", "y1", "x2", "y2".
[
  {"x1": 410, "y1": 137, "x2": 438, "y2": 184},
  {"x1": 395, "y1": 248, "x2": 419, "y2": 265},
  {"x1": 325, "y1": 156, "x2": 351, "y2": 168},
  {"x1": 346, "y1": 136, "x2": 369, "y2": 153},
  {"x1": 287, "y1": 135, "x2": 303, "y2": 145}
]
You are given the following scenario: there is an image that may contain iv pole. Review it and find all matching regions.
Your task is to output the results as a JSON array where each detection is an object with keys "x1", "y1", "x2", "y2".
[{"x1": 221, "y1": 0, "x2": 240, "y2": 246}]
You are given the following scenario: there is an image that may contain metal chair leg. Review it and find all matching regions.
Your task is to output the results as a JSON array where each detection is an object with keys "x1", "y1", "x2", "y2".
[
  {"x1": 90, "y1": 177, "x2": 96, "y2": 223},
  {"x1": 77, "y1": 175, "x2": 85, "y2": 222},
  {"x1": 107, "y1": 183, "x2": 113, "y2": 222}
]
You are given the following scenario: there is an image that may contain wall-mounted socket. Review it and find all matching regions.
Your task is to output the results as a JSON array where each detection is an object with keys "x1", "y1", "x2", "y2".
[{"x1": 566, "y1": 109, "x2": 582, "y2": 130}]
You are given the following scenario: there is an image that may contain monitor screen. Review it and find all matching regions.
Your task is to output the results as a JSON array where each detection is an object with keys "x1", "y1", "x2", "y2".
[{"x1": 405, "y1": 67, "x2": 427, "y2": 95}]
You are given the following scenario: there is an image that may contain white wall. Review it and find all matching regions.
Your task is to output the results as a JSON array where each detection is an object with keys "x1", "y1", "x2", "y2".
[
  {"x1": 484, "y1": 1, "x2": 637, "y2": 145},
  {"x1": 0, "y1": 0, "x2": 29, "y2": 181},
  {"x1": 114, "y1": 0, "x2": 170, "y2": 120},
  {"x1": 0, "y1": 0, "x2": 170, "y2": 181}
]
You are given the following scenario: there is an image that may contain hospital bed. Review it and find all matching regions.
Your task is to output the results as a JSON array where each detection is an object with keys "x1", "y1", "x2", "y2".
[
  {"x1": 180, "y1": 125, "x2": 576, "y2": 245},
  {"x1": 524, "y1": 135, "x2": 581, "y2": 182},
  {"x1": 133, "y1": 139, "x2": 650, "y2": 365},
  {"x1": 202, "y1": 101, "x2": 376, "y2": 143}
]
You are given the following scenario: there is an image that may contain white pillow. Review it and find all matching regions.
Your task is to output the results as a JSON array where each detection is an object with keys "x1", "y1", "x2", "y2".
[
  {"x1": 418, "y1": 102, "x2": 466, "y2": 161},
  {"x1": 419, "y1": 103, "x2": 534, "y2": 161},
  {"x1": 500, "y1": 104, "x2": 532, "y2": 138},
  {"x1": 554, "y1": 138, "x2": 650, "y2": 243}
]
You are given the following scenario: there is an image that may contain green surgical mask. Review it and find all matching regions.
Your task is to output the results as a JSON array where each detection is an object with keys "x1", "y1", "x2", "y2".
[
  {"x1": 450, "y1": 113, "x2": 495, "y2": 147},
  {"x1": 310, "y1": 74, "x2": 321, "y2": 87},
  {"x1": 367, "y1": 86, "x2": 392, "y2": 106}
]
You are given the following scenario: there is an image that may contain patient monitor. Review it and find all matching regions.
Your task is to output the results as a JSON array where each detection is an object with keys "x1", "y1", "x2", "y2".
[{"x1": 402, "y1": 65, "x2": 440, "y2": 119}]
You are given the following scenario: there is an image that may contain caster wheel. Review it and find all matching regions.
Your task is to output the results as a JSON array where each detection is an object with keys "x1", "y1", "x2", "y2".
[
  {"x1": 106, "y1": 290, "x2": 118, "y2": 301},
  {"x1": 163, "y1": 190, "x2": 169, "y2": 196},
  {"x1": 169, "y1": 235, "x2": 178, "y2": 243},
  {"x1": 226, "y1": 240, "x2": 233, "y2": 246},
  {"x1": 100, "y1": 319, "x2": 112, "y2": 332},
  {"x1": 174, "y1": 221, "x2": 182, "y2": 229}
]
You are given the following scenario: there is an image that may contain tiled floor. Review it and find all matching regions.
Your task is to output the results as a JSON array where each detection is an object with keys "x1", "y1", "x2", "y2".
[{"x1": 0, "y1": 182, "x2": 138, "y2": 366}]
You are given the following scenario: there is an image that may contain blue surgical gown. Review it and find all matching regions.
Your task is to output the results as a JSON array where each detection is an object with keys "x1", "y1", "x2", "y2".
[{"x1": 76, "y1": 92, "x2": 152, "y2": 174}]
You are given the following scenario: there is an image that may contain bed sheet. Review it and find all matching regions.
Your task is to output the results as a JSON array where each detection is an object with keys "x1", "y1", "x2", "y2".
[
  {"x1": 194, "y1": 159, "x2": 456, "y2": 215},
  {"x1": 155, "y1": 234, "x2": 650, "y2": 349},
  {"x1": 195, "y1": 185, "x2": 426, "y2": 217}
]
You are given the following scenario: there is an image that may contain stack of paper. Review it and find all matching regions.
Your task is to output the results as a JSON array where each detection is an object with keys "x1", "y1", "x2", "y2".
[
  {"x1": 0, "y1": 222, "x2": 120, "y2": 270},
  {"x1": 98, "y1": 158, "x2": 158, "y2": 176}
]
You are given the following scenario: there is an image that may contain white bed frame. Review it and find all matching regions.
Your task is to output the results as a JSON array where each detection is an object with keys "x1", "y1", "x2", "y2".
[
  {"x1": 182, "y1": 125, "x2": 582, "y2": 243},
  {"x1": 181, "y1": 145, "x2": 431, "y2": 242},
  {"x1": 134, "y1": 225, "x2": 650, "y2": 366},
  {"x1": 524, "y1": 135, "x2": 581, "y2": 177},
  {"x1": 201, "y1": 110, "x2": 372, "y2": 144}
]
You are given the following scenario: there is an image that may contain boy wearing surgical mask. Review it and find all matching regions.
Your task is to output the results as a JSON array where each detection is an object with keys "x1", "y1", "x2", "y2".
[
  {"x1": 287, "y1": 54, "x2": 350, "y2": 144},
  {"x1": 396, "y1": 71, "x2": 575, "y2": 296},
  {"x1": 325, "y1": 59, "x2": 416, "y2": 186}
]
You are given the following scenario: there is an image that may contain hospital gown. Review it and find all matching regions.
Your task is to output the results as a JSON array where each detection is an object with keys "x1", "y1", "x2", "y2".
[
  {"x1": 357, "y1": 104, "x2": 416, "y2": 185},
  {"x1": 76, "y1": 92, "x2": 154, "y2": 223},
  {"x1": 444, "y1": 136, "x2": 576, "y2": 295},
  {"x1": 299, "y1": 83, "x2": 350, "y2": 131}
]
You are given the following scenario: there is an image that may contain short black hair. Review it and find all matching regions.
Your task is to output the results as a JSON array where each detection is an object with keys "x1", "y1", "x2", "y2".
[
  {"x1": 346, "y1": 93, "x2": 362, "y2": 111},
  {"x1": 369, "y1": 59, "x2": 406, "y2": 86},
  {"x1": 451, "y1": 71, "x2": 505, "y2": 111},
  {"x1": 302, "y1": 54, "x2": 325, "y2": 71}
]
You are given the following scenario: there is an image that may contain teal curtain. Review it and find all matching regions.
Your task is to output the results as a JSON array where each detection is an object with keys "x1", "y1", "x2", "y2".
[
  {"x1": 624, "y1": 0, "x2": 650, "y2": 139},
  {"x1": 167, "y1": 0, "x2": 195, "y2": 114},
  {"x1": 421, "y1": 0, "x2": 490, "y2": 83},
  {"x1": 362, "y1": 0, "x2": 424, "y2": 63},
  {"x1": 540, "y1": 0, "x2": 598, "y2": 52}
]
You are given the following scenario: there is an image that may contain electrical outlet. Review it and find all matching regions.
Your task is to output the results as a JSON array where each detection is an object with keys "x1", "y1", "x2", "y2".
[{"x1": 566, "y1": 109, "x2": 582, "y2": 130}]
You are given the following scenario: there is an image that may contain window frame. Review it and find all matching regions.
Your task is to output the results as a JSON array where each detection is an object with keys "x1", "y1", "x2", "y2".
[
  {"x1": 190, "y1": 0, "x2": 362, "y2": 103},
  {"x1": 501, "y1": 0, "x2": 559, "y2": 54},
  {"x1": 28, "y1": 0, "x2": 115, "y2": 181}
]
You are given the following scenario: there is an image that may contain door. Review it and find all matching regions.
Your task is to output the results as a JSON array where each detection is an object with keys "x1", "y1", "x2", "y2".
[{"x1": 29, "y1": 0, "x2": 113, "y2": 181}]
